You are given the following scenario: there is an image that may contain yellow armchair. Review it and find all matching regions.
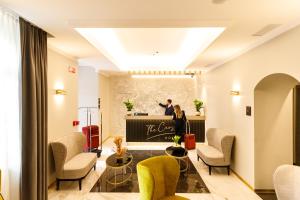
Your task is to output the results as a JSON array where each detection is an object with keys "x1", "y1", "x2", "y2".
[{"x1": 137, "y1": 156, "x2": 189, "y2": 200}]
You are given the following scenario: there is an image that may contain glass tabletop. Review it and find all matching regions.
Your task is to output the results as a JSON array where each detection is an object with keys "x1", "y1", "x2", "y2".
[
  {"x1": 106, "y1": 152, "x2": 133, "y2": 168},
  {"x1": 165, "y1": 146, "x2": 188, "y2": 158}
]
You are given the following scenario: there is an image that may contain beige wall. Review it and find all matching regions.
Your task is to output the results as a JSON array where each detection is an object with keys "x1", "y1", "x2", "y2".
[
  {"x1": 254, "y1": 74, "x2": 297, "y2": 189},
  {"x1": 204, "y1": 24, "x2": 300, "y2": 187},
  {"x1": 78, "y1": 66, "x2": 99, "y2": 130},
  {"x1": 99, "y1": 74, "x2": 111, "y2": 141},
  {"x1": 108, "y1": 75, "x2": 199, "y2": 137},
  {"x1": 47, "y1": 49, "x2": 78, "y2": 186}
]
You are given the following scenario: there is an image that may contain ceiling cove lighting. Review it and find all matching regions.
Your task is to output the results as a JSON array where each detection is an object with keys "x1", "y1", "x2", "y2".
[
  {"x1": 128, "y1": 70, "x2": 201, "y2": 75},
  {"x1": 75, "y1": 28, "x2": 225, "y2": 71},
  {"x1": 129, "y1": 70, "x2": 201, "y2": 78},
  {"x1": 131, "y1": 75, "x2": 193, "y2": 79}
]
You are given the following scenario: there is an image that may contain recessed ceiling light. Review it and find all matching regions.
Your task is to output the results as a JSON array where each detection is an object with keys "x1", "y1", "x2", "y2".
[{"x1": 75, "y1": 28, "x2": 225, "y2": 71}]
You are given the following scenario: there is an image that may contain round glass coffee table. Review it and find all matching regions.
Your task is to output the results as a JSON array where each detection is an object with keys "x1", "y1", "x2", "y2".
[
  {"x1": 105, "y1": 152, "x2": 133, "y2": 185},
  {"x1": 165, "y1": 146, "x2": 189, "y2": 173}
]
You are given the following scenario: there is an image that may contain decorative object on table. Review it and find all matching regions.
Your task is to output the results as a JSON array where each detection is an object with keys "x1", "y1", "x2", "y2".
[
  {"x1": 123, "y1": 99, "x2": 134, "y2": 115},
  {"x1": 184, "y1": 120, "x2": 196, "y2": 150},
  {"x1": 193, "y1": 99, "x2": 204, "y2": 116},
  {"x1": 172, "y1": 135, "x2": 181, "y2": 147},
  {"x1": 113, "y1": 136, "x2": 127, "y2": 163}
]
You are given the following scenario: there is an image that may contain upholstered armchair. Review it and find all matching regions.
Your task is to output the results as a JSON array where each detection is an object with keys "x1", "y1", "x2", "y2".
[
  {"x1": 51, "y1": 133, "x2": 97, "y2": 190},
  {"x1": 273, "y1": 165, "x2": 300, "y2": 200},
  {"x1": 137, "y1": 156, "x2": 188, "y2": 200},
  {"x1": 197, "y1": 128, "x2": 235, "y2": 175}
]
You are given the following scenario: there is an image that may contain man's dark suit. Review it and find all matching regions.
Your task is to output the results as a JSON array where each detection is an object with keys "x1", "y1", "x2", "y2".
[{"x1": 159, "y1": 103, "x2": 174, "y2": 115}]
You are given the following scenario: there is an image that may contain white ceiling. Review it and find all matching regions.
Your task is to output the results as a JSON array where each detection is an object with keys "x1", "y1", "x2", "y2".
[
  {"x1": 76, "y1": 28, "x2": 225, "y2": 71},
  {"x1": 1, "y1": 0, "x2": 300, "y2": 72}
]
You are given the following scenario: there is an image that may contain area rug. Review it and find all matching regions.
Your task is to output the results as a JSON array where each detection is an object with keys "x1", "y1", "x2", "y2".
[{"x1": 90, "y1": 150, "x2": 209, "y2": 193}]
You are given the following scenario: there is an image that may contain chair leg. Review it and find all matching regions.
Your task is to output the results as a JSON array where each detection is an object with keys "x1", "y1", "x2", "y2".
[
  {"x1": 56, "y1": 179, "x2": 60, "y2": 190},
  {"x1": 79, "y1": 179, "x2": 82, "y2": 190},
  {"x1": 94, "y1": 164, "x2": 96, "y2": 170},
  {"x1": 209, "y1": 166, "x2": 212, "y2": 175},
  {"x1": 197, "y1": 155, "x2": 200, "y2": 161},
  {"x1": 227, "y1": 166, "x2": 230, "y2": 175}
]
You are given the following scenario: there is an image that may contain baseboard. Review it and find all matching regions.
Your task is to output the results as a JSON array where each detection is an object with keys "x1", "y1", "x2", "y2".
[
  {"x1": 255, "y1": 189, "x2": 275, "y2": 193},
  {"x1": 231, "y1": 170, "x2": 254, "y2": 191},
  {"x1": 48, "y1": 180, "x2": 56, "y2": 189},
  {"x1": 102, "y1": 136, "x2": 110, "y2": 144}
]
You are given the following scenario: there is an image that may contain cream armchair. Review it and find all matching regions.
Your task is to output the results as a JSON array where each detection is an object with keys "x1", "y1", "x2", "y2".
[
  {"x1": 273, "y1": 165, "x2": 300, "y2": 200},
  {"x1": 197, "y1": 128, "x2": 235, "y2": 175},
  {"x1": 51, "y1": 133, "x2": 97, "y2": 190}
]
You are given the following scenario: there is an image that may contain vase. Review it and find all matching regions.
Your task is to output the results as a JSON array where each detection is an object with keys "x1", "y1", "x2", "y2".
[
  {"x1": 127, "y1": 110, "x2": 132, "y2": 116},
  {"x1": 195, "y1": 111, "x2": 201, "y2": 116},
  {"x1": 116, "y1": 155, "x2": 123, "y2": 164},
  {"x1": 200, "y1": 107, "x2": 205, "y2": 116},
  {"x1": 174, "y1": 143, "x2": 181, "y2": 147}
]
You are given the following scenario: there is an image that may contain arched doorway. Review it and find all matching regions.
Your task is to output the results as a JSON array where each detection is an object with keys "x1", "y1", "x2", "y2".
[{"x1": 254, "y1": 73, "x2": 299, "y2": 190}]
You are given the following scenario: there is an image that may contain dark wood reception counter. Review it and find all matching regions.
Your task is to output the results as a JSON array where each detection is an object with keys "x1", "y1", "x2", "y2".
[{"x1": 125, "y1": 115, "x2": 205, "y2": 142}]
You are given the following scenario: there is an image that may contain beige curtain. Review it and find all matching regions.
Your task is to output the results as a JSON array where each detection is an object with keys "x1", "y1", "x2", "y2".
[{"x1": 20, "y1": 18, "x2": 48, "y2": 200}]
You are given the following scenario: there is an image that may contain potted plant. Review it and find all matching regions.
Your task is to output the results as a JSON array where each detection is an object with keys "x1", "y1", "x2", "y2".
[
  {"x1": 123, "y1": 99, "x2": 134, "y2": 115},
  {"x1": 172, "y1": 135, "x2": 181, "y2": 147},
  {"x1": 193, "y1": 99, "x2": 204, "y2": 116}
]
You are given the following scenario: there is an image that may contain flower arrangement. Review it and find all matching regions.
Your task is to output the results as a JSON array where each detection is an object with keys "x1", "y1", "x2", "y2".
[
  {"x1": 123, "y1": 99, "x2": 134, "y2": 111},
  {"x1": 172, "y1": 135, "x2": 181, "y2": 147},
  {"x1": 193, "y1": 99, "x2": 203, "y2": 112},
  {"x1": 113, "y1": 136, "x2": 127, "y2": 157}
]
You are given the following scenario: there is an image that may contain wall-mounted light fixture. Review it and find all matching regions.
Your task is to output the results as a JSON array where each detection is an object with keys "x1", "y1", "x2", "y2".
[
  {"x1": 55, "y1": 89, "x2": 67, "y2": 95},
  {"x1": 230, "y1": 90, "x2": 240, "y2": 96}
]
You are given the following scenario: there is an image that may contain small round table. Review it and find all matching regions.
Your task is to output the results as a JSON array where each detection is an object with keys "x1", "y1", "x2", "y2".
[
  {"x1": 105, "y1": 152, "x2": 133, "y2": 185},
  {"x1": 165, "y1": 146, "x2": 189, "y2": 173}
]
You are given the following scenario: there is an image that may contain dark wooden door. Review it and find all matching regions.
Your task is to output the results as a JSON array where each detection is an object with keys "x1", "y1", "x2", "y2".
[{"x1": 294, "y1": 85, "x2": 300, "y2": 166}]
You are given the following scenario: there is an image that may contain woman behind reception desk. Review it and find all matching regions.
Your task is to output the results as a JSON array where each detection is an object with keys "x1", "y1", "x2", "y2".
[{"x1": 173, "y1": 105, "x2": 186, "y2": 145}]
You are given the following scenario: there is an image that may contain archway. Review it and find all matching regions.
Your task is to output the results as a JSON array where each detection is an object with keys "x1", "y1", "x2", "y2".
[{"x1": 254, "y1": 73, "x2": 299, "y2": 190}]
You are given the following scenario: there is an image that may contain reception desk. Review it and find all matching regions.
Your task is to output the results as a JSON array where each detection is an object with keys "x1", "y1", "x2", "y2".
[{"x1": 125, "y1": 115, "x2": 205, "y2": 142}]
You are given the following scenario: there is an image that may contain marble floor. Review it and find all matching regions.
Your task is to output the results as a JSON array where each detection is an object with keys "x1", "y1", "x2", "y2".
[
  {"x1": 91, "y1": 150, "x2": 209, "y2": 193},
  {"x1": 48, "y1": 138, "x2": 262, "y2": 200}
]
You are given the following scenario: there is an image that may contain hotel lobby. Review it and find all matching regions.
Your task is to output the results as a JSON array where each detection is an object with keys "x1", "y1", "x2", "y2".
[{"x1": 1, "y1": 1, "x2": 300, "y2": 200}]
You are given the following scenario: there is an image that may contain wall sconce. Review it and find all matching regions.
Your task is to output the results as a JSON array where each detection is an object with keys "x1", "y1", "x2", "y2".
[
  {"x1": 230, "y1": 90, "x2": 240, "y2": 96},
  {"x1": 55, "y1": 89, "x2": 67, "y2": 95}
]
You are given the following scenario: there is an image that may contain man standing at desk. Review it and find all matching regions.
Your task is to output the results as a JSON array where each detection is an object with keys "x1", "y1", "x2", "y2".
[{"x1": 158, "y1": 99, "x2": 174, "y2": 115}]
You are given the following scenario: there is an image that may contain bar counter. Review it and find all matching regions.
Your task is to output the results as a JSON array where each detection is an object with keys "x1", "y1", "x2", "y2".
[{"x1": 125, "y1": 115, "x2": 205, "y2": 142}]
